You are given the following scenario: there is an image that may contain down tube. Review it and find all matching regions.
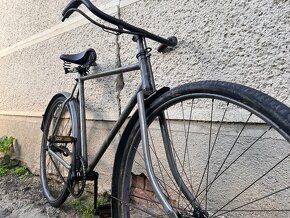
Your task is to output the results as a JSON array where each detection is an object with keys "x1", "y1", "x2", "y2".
[{"x1": 86, "y1": 85, "x2": 141, "y2": 175}]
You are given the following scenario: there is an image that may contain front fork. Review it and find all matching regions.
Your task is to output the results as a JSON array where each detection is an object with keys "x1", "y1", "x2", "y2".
[
  {"x1": 137, "y1": 91, "x2": 207, "y2": 218},
  {"x1": 137, "y1": 91, "x2": 178, "y2": 218}
]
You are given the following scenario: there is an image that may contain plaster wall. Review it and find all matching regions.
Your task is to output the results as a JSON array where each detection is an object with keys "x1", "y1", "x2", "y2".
[{"x1": 119, "y1": 0, "x2": 290, "y2": 106}]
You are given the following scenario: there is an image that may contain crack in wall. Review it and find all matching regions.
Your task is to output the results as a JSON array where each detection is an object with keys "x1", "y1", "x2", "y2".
[{"x1": 115, "y1": 2, "x2": 125, "y2": 118}]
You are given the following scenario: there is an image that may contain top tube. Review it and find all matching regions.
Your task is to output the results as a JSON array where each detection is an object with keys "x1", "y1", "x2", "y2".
[{"x1": 62, "y1": 0, "x2": 178, "y2": 47}]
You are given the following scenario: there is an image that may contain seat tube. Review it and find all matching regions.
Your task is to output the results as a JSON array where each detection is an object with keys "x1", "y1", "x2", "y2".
[
  {"x1": 134, "y1": 36, "x2": 156, "y2": 96},
  {"x1": 137, "y1": 91, "x2": 177, "y2": 218},
  {"x1": 78, "y1": 76, "x2": 88, "y2": 166}
]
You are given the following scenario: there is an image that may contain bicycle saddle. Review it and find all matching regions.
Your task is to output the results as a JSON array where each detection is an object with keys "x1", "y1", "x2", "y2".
[{"x1": 60, "y1": 48, "x2": 97, "y2": 65}]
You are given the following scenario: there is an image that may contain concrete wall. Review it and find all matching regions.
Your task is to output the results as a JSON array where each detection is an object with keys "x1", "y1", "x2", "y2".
[{"x1": 0, "y1": 0, "x2": 289, "y2": 192}]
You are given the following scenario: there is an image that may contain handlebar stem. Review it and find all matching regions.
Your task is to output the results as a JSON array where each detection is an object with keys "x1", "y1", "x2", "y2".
[{"x1": 135, "y1": 36, "x2": 156, "y2": 96}]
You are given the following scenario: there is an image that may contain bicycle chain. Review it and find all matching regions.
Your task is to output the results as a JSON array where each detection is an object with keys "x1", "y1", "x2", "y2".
[
  {"x1": 70, "y1": 156, "x2": 86, "y2": 198},
  {"x1": 48, "y1": 150, "x2": 86, "y2": 198}
]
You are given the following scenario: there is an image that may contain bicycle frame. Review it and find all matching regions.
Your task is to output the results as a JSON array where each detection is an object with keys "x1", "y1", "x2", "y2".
[
  {"x1": 79, "y1": 35, "x2": 155, "y2": 173},
  {"x1": 78, "y1": 63, "x2": 140, "y2": 171},
  {"x1": 52, "y1": 36, "x2": 179, "y2": 217}
]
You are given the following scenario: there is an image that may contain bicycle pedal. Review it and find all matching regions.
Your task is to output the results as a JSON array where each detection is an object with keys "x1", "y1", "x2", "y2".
[{"x1": 48, "y1": 136, "x2": 76, "y2": 143}]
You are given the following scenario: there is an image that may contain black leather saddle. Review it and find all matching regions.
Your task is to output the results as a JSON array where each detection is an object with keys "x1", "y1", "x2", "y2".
[{"x1": 60, "y1": 48, "x2": 97, "y2": 65}]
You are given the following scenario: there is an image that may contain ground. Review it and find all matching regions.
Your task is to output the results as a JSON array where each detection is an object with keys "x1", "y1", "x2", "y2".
[{"x1": 0, "y1": 174, "x2": 82, "y2": 218}]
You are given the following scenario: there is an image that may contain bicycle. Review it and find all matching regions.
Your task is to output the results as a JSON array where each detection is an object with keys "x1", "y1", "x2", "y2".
[{"x1": 40, "y1": 0, "x2": 290, "y2": 217}]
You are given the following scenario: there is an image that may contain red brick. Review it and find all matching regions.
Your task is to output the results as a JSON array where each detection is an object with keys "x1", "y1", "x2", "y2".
[
  {"x1": 145, "y1": 177, "x2": 154, "y2": 192},
  {"x1": 132, "y1": 173, "x2": 146, "y2": 189}
]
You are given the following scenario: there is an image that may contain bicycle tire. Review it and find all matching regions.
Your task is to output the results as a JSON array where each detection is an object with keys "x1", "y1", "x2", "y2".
[
  {"x1": 112, "y1": 80, "x2": 290, "y2": 217},
  {"x1": 40, "y1": 93, "x2": 80, "y2": 207}
]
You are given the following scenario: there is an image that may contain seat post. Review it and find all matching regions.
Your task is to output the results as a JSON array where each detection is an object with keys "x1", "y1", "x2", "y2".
[
  {"x1": 134, "y1": 35, "x2": 156, "y2": 96},
  {"x1": 78, "y1": 74, "x2": 88, "y2": 166}
]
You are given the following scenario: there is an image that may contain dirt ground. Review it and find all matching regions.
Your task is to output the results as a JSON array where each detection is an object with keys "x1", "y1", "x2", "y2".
[{"x1": 0, "y1": 174, "x2": 81, "y2": 218}]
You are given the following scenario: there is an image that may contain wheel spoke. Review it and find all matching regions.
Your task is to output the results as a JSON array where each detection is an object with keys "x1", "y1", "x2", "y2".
[
  {"x1": 215, "y1": 185, "x2": 290, "y2": 217},
  {"x1": 205, "y1": 99, "x2": 214, "y2": 209},
  {"x1": 212, "y1": 152, "x2": 290, "y2": 217},
  {"x1": 197, "y1": 126, "x2": 272, "y2": 200},
  {"x1": 198, "y1": 112, "x2": 252, "y2": 203},
  {"x1": 115, "y1": 82, "x2": 290, "y2": 217},
  {"x1": 179, "y1": 101, "x2": 192, "y2": 208},
  {"x1": 148, "y1": 129, "x2": 171, "y2": 200},
  {"x1": 196, "y1": 102, "x2": 229, "y2": 197},
  {"x1": 133, "y1": 147, "x2": 190, "y2": 205}
]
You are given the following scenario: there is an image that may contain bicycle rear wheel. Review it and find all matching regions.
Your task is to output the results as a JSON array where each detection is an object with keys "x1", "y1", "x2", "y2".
[
  {"x1": 112, "y1": 81, "x2": 290, "y2": 217},
  {"x1": 40, "y1": 93, "x2": 80, "y2": 207}
]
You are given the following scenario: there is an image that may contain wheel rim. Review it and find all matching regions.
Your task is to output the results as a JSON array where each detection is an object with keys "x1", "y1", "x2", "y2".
[{"x1": 117, "y1": 93, "x2": 290, "y2": 217}]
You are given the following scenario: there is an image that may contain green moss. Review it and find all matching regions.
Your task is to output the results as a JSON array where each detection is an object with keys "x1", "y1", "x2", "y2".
[
  {"x1": 0, "y1": 166, "x2": 9, "y2": 176},
  {"x1": 0, "y1": 159, "x2": 31, "y2": 178},
  {"x1": 70, "y1": 197, "x2": 95, "y2": 218},
  {"x1": 96, "y1": 195, "x2": 110, "y2": 207},
  {"x1": 69, "y1": 194, "x2": 110, "y2": 218},
  {"x1": 14, "y1": 166, "x2": 30, "y2": 177},
  {"x1": 0, "y1": 136, "x2": 14, "y2": 153}
]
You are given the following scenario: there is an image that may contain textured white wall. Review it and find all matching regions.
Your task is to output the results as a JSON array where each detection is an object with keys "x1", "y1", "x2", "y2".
[
  {"x1": 119, "y1": 0, "x2": 290, "y2": 107},
  {"x1": 0, "y1": 0, "x2": 289, "y2": 191}
]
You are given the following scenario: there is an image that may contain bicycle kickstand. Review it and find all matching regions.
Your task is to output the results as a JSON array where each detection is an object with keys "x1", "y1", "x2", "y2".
[{"x1": 87, "y1": 171, "x2": 99, "y2": 215}]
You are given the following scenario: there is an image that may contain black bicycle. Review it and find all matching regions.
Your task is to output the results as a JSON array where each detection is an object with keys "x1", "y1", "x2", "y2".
[{"x1": 40, "y1": 0, "x2": 290, "y2": 217}]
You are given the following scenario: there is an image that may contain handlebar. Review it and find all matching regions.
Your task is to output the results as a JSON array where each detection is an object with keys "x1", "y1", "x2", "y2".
[
  {"x1": 62, "y1": 0, "x2": 82, "y2": 19},
  {"x1": 62, "y1": 0, "x2": 178, "y2": 49}
]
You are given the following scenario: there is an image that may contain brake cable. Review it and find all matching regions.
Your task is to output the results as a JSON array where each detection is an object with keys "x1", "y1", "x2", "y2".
[{"x1": 66, "y1": 8, "x2": 147, "y2": 37}]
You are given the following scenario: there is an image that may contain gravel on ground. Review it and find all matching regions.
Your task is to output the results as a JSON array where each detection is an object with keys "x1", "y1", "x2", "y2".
[{"x1": 0, "y1": 174, "x2": 81, "y2": 218}]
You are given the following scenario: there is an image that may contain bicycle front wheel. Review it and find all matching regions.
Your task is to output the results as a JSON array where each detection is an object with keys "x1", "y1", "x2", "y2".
[
  {"x1": 112, "y1": 81, "x2": 290, "y2": 217},
  {"x1": 40, "y1": 93, "x2": 80, "y2": 207}
]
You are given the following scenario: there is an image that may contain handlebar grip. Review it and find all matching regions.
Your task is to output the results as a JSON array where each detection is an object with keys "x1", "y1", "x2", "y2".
[
  {"x1": 62, "y1": 0, "x2": 82, "y2": 21},
  {"x1": 157, "y1": 36, "x2": 178, "y2": 52}
]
